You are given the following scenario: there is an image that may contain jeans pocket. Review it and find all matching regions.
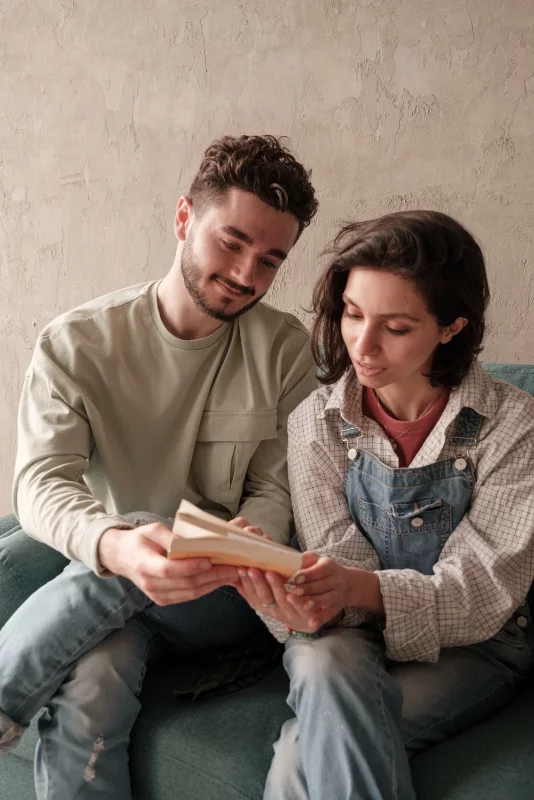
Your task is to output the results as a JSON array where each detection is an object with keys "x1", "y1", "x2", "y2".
[{"x1": 492, "y1": 611, "x2": 532, "y2": 650}]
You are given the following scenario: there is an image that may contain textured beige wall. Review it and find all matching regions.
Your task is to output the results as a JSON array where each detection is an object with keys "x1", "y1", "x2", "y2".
[{"x1": 1, "y1": 0, "x2": 533, "y2": 513}]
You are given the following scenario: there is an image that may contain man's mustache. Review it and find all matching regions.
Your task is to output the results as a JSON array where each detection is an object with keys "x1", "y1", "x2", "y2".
[{"x1": 212, "y1": 275, "x2": 255, "y2": 296}]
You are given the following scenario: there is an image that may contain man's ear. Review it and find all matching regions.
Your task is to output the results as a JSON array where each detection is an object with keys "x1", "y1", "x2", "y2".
[
  {"x1": 440, "y1": 317, "x2": 468, "y2": 344},
  {"x1": 174, "y1": 196, "x2": 193, "y2": 241}
]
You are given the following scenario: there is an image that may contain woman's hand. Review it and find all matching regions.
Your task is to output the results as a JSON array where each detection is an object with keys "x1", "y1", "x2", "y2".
[
  {"x1": 229, "y1": 518, "x2": 322, "y2": 633},
  {"x1": 286, "y1": 555, "x2": 385, "y2": 627}
]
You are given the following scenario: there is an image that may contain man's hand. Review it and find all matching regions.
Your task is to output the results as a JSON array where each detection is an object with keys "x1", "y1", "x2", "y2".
[{"x1": 97, "y1": 523, "x2": 239, "y2": 606}]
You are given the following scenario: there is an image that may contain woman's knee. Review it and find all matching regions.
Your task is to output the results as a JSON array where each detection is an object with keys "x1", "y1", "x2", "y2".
[{"x1": 285, "y1": 627, "x2": 386, "y2": 696}]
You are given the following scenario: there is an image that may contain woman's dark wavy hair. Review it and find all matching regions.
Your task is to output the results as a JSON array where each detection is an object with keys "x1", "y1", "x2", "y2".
[
  {"x1": 189, "y1": 135, "x2": 318, "y2": 237},
  {"x1": 311, "y1": 210, "x2": 490, "y2": 389}
]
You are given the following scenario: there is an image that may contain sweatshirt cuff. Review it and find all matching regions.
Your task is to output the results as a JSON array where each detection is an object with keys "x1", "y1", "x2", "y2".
[{"x1": 81, "y1": 516, "x2": 135, "y2": 576}]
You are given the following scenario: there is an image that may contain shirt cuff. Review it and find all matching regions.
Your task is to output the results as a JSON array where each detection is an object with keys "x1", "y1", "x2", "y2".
[
  {"x1": 377, "y1": 569, "x2": 440, "y2": 662},
  {"x1": 256, "y1": 611, "x2": 291, "y2": 643}
]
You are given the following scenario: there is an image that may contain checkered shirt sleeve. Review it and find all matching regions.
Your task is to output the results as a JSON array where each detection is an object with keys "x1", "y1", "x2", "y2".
[{"x1": 282, "y1": 361, "x2": 534, "y2": 662}]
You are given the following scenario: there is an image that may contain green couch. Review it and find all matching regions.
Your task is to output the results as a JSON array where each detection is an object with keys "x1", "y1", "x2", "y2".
[{"x1": 1, "y1": 362, "x2": 533, "y2": 800}]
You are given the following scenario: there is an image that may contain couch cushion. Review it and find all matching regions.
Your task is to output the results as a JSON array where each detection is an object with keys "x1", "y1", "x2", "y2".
[
  {"x1": 7, "y1": 665, "x2": 534, "y2": 800},
  {"x1": 0, "y1": 525, "x2": 68, "y2": 629},
  {"x1": 482, "y1": 362, "x2": 534, "y2": 395}
]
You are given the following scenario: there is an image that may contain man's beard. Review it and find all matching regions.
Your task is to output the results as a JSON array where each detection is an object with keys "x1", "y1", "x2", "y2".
[{"x1": 181, "y1": 238, "x2": 265, "y2": 322}]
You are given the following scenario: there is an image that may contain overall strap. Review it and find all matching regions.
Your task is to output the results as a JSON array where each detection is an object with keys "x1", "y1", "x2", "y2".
[
  {"x1": 449, "y1": 407, "x2": 484, "y2": 450},
  {"x1": 340, "y1": 420, "x2": 361, "y2": 438},
  {"x1": 340, "y1": 419, "x2": 362, "y2": 461}
]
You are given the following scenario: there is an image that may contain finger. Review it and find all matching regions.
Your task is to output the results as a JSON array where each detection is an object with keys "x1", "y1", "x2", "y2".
[
  {"x1": 151, "y1": 577, "x2": 240, "y2": 606},
  {"x1": 237, "y1": 567, "x2": 265, "y2": 608},
  {"x1": 138, "y1": 562, "x2": 238, "y2": 595},
  {"x1": 266, "y1": 572, "x2": 308, "y2": 620},
  {"x1": 291, "y1": 577, "x2": 336, "y2": 598},
  {"x1": 140, "y1": 522, "x2": 175, "y2": 551},
  {"x1": 299, "y1": 551, "x2": 320, "y2": 569},
  {"x1": 232, "y1": 581, "x2": 256, "y2": 606},
  {"x1": 245, "y1": 568, "x2": 276, "y2": 607},
  {"x1": 244, "y1": 525, "x2": 265, "y2": 537},
  {"x1": 230, "y1": 517, "x2": 250, "y2": 529},
  {"x1": 308, "y1": 607, "x2": 342, "y2": 629},
  {"x1": 287, "y1": 589, "x2": 336, "y2": 614},
  {"x1": 294, "y1": 556, "x2": 332, "y2": 582}
]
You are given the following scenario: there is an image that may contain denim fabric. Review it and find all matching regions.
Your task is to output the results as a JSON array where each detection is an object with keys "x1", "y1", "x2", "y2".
[
  {"x1": 264, "y1": 615, "x2": 534, "y2": 800},
  {"x1": 0, "y1": 513, "x2": 264, "y2": 799},
  {"x1": 343, "y1": 407, "x2": 480, "y2": 574},
  {"x1": 265, "y1": 407, "x2": 534, "y2": 800}
]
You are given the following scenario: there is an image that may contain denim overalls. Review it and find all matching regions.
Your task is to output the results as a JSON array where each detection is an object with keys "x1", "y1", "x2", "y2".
[
  {"x1": 263, "y1": 406, "x2": 534, "y2": 800},
  {"x1": 341, "y1": 406, "x2": 483, "y2": 574}
]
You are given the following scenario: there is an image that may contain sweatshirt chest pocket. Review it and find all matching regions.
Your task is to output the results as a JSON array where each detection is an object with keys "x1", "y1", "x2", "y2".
[{"x1": 192, "y1": 411, "x2": 278, "y2": 504}]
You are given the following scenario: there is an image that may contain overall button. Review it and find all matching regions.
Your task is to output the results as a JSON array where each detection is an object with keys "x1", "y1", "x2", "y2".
[
  {"x1": 454, "y1": 458, "x2": 467, "y2": 471},
  {"x1": 348, "y1": 448, "x2": 358, "y2": 461},
  {"x1": 517, "y1": 616, "x2": 529, "y2": 629},
  {"x1": 411, "y1": 517, "x2": 424, "y2": 528}
]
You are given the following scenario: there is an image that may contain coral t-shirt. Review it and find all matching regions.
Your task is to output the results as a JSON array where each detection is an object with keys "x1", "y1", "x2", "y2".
[{"x1": 363, "y1": 387, "x2": 450, "y2": 467}]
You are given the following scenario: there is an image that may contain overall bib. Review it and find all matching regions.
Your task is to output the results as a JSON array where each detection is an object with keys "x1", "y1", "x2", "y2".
[{"x1": 342, "y1": 406, "x2": 482, "y2": 575}]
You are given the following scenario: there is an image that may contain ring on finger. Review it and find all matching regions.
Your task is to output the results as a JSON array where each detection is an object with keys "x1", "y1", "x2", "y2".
[{"x1": 262, "y1": 601, "x2": 277, "y2": 609}]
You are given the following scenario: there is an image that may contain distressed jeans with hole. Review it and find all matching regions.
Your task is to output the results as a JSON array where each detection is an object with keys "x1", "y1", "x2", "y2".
[{"x1": 0, "y1": 513, "x2": 262, "y2": 799}]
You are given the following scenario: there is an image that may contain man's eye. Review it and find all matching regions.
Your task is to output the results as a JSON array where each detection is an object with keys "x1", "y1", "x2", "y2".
[
  {"x1": 260, "y1": 258, "x2": 277, "y2": 269},
  {"x1": 223, "y1": 240, "x2": 239, "y2": 251}
]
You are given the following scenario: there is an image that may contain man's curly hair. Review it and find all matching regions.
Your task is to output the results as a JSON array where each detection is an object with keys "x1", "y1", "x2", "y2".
[{"x1": 189, "y1": 135, "x2": 318, "y2": 236}]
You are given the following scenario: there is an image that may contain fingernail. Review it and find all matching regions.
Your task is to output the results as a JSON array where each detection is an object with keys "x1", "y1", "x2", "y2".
[
  {"x1": 304, "y1": 600, "x2": 314, "y2": 611},
  {"x1": 293, "y1": 588, "x2": 304, "y2": 597},
  {"x1": 295, "y1": 574, "x2": 305, "y2": 585},
  {"x1": 238, "y1": 568, "x2": 247, "y2": 578}
]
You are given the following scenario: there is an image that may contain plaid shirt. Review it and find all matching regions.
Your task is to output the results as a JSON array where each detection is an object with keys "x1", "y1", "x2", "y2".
[{"x1": 262, "y1": 361, "x2": 534, "y2": 662}]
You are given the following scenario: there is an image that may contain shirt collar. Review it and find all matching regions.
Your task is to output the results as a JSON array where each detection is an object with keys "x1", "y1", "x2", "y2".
[{"x1": 321, "y1": 359, "x2": 498, "y2": 424}]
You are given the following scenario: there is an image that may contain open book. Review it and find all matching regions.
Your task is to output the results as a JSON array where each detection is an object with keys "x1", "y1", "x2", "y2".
[{"x1": 168, "y1": 499, "x2": 303, "y2": 578}]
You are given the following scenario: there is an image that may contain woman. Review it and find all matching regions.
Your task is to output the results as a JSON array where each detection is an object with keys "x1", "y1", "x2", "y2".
[{"x1": 234, "y1": 210, "x2": 534, "y2": 800}]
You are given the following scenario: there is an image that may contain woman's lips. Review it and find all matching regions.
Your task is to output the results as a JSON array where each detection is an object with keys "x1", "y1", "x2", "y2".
[{"x1": 354, "y1": 360, "x2": 385, "y2": 377}]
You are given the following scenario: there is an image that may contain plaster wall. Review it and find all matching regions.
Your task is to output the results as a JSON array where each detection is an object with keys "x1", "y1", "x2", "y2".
[{"x1": 1, "y1": 0, "x2": 533, "y2": 512}]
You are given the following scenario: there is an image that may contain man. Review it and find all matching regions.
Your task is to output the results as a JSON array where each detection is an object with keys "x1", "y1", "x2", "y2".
[{"x1": 0, "y1": 135, "x2": 318, "y2": 798}]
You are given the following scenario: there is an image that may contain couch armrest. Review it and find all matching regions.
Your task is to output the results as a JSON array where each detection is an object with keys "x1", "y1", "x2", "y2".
[{"x1": 0, "y1": 519, "x2": 69, "y2": 629}]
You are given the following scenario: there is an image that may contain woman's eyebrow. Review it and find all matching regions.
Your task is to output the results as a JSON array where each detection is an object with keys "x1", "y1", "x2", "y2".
[{"x1": 342, "y1": 295, "x2": 420, "y2": 322}]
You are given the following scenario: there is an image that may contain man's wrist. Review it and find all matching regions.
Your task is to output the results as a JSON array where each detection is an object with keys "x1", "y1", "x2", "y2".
[{"x1": 97, "y1": 526, "x2": 129, "y2": 574}]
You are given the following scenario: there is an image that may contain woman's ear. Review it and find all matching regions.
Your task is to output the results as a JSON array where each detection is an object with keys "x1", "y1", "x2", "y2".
[{"x1": 440, "y1": 317, "x2": 468, "y2": 344}]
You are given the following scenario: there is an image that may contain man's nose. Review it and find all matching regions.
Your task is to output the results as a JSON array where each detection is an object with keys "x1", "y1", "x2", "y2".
[{"x1": 230, "y1": 254, "x2": 256, "y2": 291}]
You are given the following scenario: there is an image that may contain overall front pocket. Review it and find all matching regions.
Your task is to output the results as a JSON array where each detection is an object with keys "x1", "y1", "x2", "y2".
[{"x1": 358, "y1": 497, "x2": 453, "y2": 573}]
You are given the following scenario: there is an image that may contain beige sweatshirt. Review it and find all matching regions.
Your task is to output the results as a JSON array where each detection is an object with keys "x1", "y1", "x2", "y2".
[{"x1": 13, "y1": 281, "x2": 316, "y2": 574}]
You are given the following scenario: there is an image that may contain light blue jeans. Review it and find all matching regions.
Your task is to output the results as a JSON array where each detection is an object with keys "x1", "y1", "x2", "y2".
[
  {"x1": 263, "y1": 613, "x2": 534, "y2": 800},
  {"x1": 0, "y1": 515, "x2": 262, "y2": 799}
]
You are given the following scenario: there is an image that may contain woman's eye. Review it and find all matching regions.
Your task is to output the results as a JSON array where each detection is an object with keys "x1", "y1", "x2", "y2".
[
  {"x1": 386, "y1": 327, "x2": 410, "y2": 336},
  {"x1": 344, "y1": 309, "x2": 362, "y2": 320}
]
